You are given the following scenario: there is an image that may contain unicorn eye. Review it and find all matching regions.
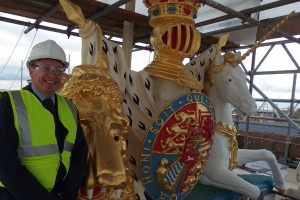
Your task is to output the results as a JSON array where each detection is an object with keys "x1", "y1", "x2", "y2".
[{"x1": 228, "y1": 78, "x2": 232, "y2": 82}]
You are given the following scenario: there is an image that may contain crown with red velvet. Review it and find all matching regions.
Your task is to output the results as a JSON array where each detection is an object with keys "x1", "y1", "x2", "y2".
[{"x1": 143, "y1": 0, "x2": 202, "y2": 20}]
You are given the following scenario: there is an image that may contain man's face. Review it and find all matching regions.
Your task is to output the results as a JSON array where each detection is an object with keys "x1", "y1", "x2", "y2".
[{"x1": 29, "y1": 59, "x2": 65, "y2": 97}]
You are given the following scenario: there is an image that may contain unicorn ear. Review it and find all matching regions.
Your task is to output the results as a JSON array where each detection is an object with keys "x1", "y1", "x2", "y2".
[
  {"x1": 214, "y1": 54, "x2": 224, "y2": 65},
  {"x1": 236, "y1": 51, "x2": 242, "y2": 59}
]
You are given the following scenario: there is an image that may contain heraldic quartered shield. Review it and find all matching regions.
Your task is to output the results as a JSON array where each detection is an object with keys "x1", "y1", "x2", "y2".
[{"x1": 140, "y1": 93, "x2": 215, "y2": 200}]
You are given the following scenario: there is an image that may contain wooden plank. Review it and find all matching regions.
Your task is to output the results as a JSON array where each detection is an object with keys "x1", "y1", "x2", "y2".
[{"x1": 256, "y1": 14, "x2": 300, "y2": 40}]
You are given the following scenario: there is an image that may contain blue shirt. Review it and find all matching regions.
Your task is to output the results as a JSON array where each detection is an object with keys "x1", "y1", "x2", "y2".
[{"x1": 31, "y1": 85, "x2": 55, "y2": 104}]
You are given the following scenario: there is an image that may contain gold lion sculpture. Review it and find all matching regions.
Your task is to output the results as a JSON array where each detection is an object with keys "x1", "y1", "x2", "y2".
[{"x1": 59, "y1": 65, "x2": 134, "y2": 200}]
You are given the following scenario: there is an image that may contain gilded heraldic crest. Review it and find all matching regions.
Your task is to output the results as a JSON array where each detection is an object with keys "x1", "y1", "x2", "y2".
[{"x1": 141, "y1": 93, "x2": 215, "y2": 200}]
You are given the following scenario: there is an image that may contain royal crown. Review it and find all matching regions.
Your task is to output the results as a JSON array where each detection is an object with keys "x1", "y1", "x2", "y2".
[{"x1": 143, "y1": 0, "x2": 202, "y2": 21}]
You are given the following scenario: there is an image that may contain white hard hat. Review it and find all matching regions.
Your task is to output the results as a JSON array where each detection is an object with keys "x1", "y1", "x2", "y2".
[{"x1": 26, "y1": 40, "x2": 69, "y2": 68}]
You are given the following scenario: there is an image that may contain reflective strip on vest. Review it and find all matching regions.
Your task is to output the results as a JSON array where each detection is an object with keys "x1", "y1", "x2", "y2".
[
  {"x1": 58, "y1": 97, "x2": 77, "y2": 153},
  {"x1": 64, "y1": 98, "x2": 78, "y2": 123},
  {"x1": 64, "y1": 141, "x2": 74, "y2": 152},
  {"x1": 10, "y1": 91, "x2": 32, "y2": 148}
]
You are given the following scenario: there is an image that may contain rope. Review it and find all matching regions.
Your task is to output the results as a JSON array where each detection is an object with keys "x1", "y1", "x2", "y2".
[
  {"x1": 23, "y1": 29, "x2": 38, "y2": 63},
  {"x1": 0, "y1": 25, "x2": 26, "y2": 75},
  {"x1": 8, "y1": 28, "x2": 38, "y2": 90}
]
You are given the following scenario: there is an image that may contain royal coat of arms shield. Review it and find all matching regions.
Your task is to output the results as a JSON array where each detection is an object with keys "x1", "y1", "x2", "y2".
[{"x1": 140, "y1": 93, "x2": 215, "y2": 200}]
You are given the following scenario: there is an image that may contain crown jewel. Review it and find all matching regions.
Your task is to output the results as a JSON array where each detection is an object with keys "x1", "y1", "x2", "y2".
[{"x1": 143, "y1": 0, "x2": 202, "y2": 20}]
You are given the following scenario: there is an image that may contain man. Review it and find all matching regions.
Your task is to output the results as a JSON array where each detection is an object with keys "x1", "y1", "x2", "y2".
[{"x1": 0, "y1": 40, "x2": 88, "y2": 200}]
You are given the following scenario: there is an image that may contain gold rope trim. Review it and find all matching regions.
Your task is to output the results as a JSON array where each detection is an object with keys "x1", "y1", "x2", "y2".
[{"x1": 215, "y1": 121, "x2": 238, "y2": 171}]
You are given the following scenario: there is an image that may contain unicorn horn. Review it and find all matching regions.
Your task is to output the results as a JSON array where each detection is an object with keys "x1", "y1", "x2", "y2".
[
  {"x1": 218, "y1": 34, "x2": 229, "y2": 49},
  {"x1": 236, "y1": 11, "x2": 296, "y2": 64}
]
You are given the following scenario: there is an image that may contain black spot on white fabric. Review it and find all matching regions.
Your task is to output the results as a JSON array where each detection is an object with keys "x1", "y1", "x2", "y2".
[
  {"x1": 129, "y1": 155, "x2": 136, "y2": 166},
  {"x1": 209, "y1": 47, "x2": 213, "y2": 53},
  {"x1": 129, "y1": 74, "x2": 133, "y2": 86},
  {"x1": 102, "y1": 40, "x2": 108, "y2": 54},
  {"x1": 127, "y1": 115, "x2": 132, "y2": 127},
  {"x1": 135, "y1": 193, "x2": 140, "y2": 200},
  {"x1": 113, "y1": 62, "x2": 118, "y2": 73},
  {"x1": 130, "y1": 170, "x2": 138, "y2": 181},
  {"x1": 89, "y1": 42, "x2": 94, "y2": 56},
  {"x1": 145, "y1": 78, "x2": 151, "y2": 91},
  {"x1": 123, "y1": 98, "x2": 127, "y2": 104},
  {"x1": 138, "y1": 121, "x2": 146, "y2": 130},
  {"x1": 113, "y1": 46, "x2": 117, "y2": 53},
  {"x1": 198, "y1": 72, "x2": 201, "y2": 81},
  {"x1": 133, "y1": 93, "x2": 139, "y2": 105},
  {"x1": 190, "y1": 59, "x2": 196, "y2": 66},
  {"x1": 209, "y1": 58, "x2": 212, "y2": 64},
  {"x1": 189, "y1": 70, "x2": 194, "y2": 76},
  {"x1": 127, "y1": 107, "x2": 132, "y2": 116},
  {"x1": 124, "y1": 72, "x2": 127, "y2": 80},
  {"x1": 145, "y1": 107, "x2": 152, "y2": 117},
  {"x1": 200, "y1": 59, "x2": 205, "y2": 67}
]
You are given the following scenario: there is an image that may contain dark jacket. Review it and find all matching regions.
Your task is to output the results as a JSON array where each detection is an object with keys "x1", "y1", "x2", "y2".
[{"x1": 0, "y1": 85, "x2": 88, "y2": 200}]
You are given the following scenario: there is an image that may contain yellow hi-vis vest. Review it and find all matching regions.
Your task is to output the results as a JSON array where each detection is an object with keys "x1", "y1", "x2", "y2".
[{"x1": 0, "y1": 90, "x2": 78, "y2": 192}]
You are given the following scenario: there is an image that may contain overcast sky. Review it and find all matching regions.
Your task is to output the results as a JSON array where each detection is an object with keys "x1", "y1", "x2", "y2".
[{"x1": 0, "y1": 1, "x2": 300, "y2": 110}]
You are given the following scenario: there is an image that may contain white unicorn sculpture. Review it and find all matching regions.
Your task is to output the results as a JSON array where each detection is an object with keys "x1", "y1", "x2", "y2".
[{"x1": 190, "y1": 51, "x2": 287, "y2": 199}]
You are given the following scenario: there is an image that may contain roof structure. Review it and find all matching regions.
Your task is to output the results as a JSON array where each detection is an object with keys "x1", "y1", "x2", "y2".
[{"x1": 0, "y1": 0, "x2": 300, "y2": 53}]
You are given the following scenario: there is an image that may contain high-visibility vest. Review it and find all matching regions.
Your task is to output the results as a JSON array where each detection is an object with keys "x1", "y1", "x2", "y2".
[{"x1": 0, "y1": 90, "x2": 78, "y2": 192}]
